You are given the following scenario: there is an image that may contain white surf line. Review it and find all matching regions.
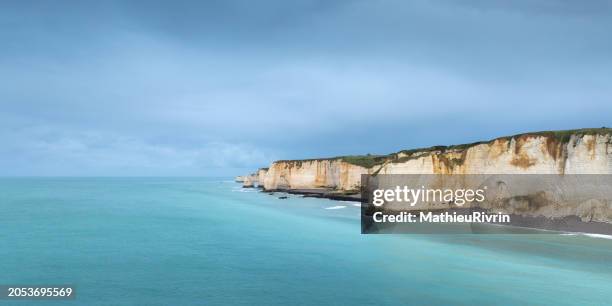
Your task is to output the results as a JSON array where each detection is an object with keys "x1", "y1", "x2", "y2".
[
  {"x1": 325, "y1": 205, "x2": 347, "y2": 210},
  {"x1": 578, "y1": 233, "x2": 612, "y2": 240},
  {"x1": 560, "y1": 232, "x2": 612, "y2": 239}
]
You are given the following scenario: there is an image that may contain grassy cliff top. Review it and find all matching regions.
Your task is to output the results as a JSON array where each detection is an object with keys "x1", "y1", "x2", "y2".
[{"x1": 274, "y1": 127, "x2": 611, "y2": 168}]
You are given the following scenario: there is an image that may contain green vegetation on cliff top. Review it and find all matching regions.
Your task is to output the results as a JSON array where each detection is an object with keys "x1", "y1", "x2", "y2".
[
  {"x1": 274, "y1": 127, "x2": 611, "y2": 168},
  {"x1": 341, "y1": 154, "x2": 389, "y2": 168}
]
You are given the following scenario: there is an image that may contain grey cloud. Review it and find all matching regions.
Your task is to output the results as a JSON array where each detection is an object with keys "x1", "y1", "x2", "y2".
[
  {"x1": 0, "y1": 126, "x2": 276, "y2": 176},
  {"x1": 0, "y1": 0, "x2": 610, "y2": 175}
]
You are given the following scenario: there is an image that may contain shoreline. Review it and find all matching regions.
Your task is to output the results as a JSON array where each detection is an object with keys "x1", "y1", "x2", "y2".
[
  {"x1": 260, "y1": 187, "x2": 362, "y2": 202},
  {"x1": 247, "y1": 185, "x2": 612, "y2": 236}
]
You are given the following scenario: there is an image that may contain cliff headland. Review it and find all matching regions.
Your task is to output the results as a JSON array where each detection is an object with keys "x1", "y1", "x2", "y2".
[
  {"x1": 237, "y1": 128, "x2": 612, "y2": 233},
  {"x1": 240, "y1": 128, "x2": 611, "y2": 190}
]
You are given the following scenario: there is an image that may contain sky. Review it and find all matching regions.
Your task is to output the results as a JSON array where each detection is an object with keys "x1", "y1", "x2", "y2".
[{"x1": 1, "y1": 0, "x2": 611, "y2": 176}]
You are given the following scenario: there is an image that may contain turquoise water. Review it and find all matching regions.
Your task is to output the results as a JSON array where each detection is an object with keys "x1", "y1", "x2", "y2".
[{"x1": 1, "y1": 178, "x2": 611, "y2": 305}]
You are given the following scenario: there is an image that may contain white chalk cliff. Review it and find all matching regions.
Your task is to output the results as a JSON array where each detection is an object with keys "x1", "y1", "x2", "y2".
[
  {"x1": 245, "y1": 129, "x2": 612, "y2": 228},
  {"x1": 256, "y1": 129, "x2": 611, "y2": 191}
]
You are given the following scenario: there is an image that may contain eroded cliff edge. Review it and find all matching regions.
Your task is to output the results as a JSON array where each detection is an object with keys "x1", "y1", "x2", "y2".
[
  {"x1": 254, "y1": 128, "x2": 611, "y2": 191},
  {"x1": 241, "y1": 128, "x2": 612, "y2": 232}
]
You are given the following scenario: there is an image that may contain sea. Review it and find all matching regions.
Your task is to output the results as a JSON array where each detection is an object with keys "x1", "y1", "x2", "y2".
[{"x1": 1, "y1": 178, "x2": 611, "y2": 305}]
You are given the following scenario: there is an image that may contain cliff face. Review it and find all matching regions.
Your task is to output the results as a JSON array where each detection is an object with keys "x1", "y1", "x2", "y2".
[
  {"x1": 378, "y1": 132, "x2": 611, "y2": 175},
  {"x1": 240, "y1": 173, "x2": 258, "y2": 188},
  {"x1": 263, "y1": 159, "x2": 369, "y2": 191},
  {"x1": 257, "y1": 168, "x2": 268, "y2": 186},
  {"x1": 239, "y1": 168, "x2": 269, "y2": 188},
  {"x1": 259, "y1": 129, "x2": 612, "y2": 191}
]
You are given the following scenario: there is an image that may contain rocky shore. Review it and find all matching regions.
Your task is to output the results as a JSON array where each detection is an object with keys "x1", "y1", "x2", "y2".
[
  {"x1": 265, "y1": 188, "x2": 361, "y2": 202},
  {"x1": 238, "y1": 128, "x2": 612, "y2": 233}
]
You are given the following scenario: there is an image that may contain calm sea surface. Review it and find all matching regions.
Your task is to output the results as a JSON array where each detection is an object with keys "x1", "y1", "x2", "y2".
[{"x1": 1, "y1": 178, "x2": 611, "y2": 305}]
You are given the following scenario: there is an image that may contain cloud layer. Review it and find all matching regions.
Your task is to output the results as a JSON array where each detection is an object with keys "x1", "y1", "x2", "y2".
[{"x1": 1, "y1": 0, "x2": 611, "y2": 175}]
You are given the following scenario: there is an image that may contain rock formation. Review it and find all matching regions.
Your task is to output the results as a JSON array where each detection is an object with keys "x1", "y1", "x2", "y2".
[
  {"x1": 242, "y1": 128, "x2": 612, "y2": 231},
  {"x1": 256, "y1": 128, "x2": 611, "y2": 191}
]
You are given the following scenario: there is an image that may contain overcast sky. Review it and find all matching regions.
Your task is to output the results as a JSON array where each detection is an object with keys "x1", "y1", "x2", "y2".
[{"x1": 1, "y1": 0, "x2": 611, "y2": 176}]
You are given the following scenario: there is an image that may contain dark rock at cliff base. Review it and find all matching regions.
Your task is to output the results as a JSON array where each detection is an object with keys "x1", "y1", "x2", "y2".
[{"x1": 265, "y1": 188, "x2": 362, "y2": 202}]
